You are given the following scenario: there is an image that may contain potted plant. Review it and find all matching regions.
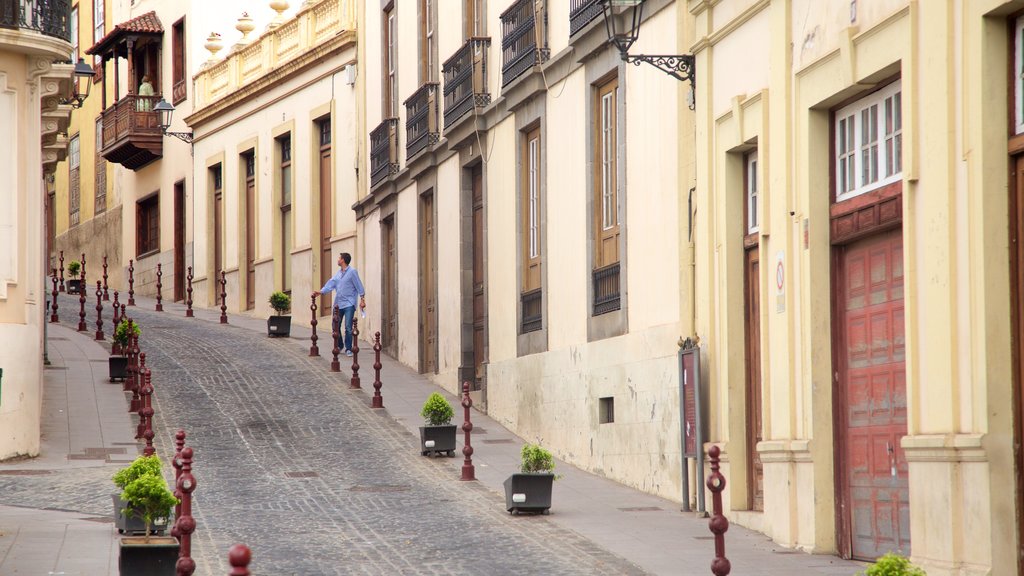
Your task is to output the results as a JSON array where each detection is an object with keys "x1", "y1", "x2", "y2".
[
  {"x1": 66, "y1": 260, "x2": 82, "y2": 294},
  {"x1": 419, "y1": 392, "x2": 457, "y2": 457},
  {"x1": 116, "y1": 459, "x2": 180, "y2": 576},
  {"x1": 503, "y1": 443, "x2": 556, "y2": 515},
  {"x1": 111, "y1": 455, "x2": 169, "y2": 536},
  {"x1": 109, "y1": 318, "x2": 139, "y2": 381},
  {"x1": 860, "y1": 553, "x2": 926, "y2": 576},
  {"x1": 268, "y1": 290, "x2": 292, "y2": 337}
]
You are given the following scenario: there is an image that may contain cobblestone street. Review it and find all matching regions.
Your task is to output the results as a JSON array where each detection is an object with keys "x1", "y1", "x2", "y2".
[{"x1": 0, "y1": 294, "x2": 645, "y2": 575}]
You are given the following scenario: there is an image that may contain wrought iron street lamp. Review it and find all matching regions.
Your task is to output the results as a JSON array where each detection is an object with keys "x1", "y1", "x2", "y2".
[
  {"x1": 154, "y1": 99, "x2": 194, "y2": 143},
  {"x1": 61, "y1": 58, "x2": 94, "y2": 109},
  {"x1": 601, "y1": 0, "x2": 695, "y2": 108}
]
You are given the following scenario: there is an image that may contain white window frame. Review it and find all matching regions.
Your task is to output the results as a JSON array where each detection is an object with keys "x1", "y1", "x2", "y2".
[
  {"x1": 93, "y1": 0, "x2": 104, "y2": 43},
  {"x1": 1016, "y1": 16, "x2": 1024, "y2": 135},
  {"x1": 387, "y1": 11, "x2": 396, "y2": 117},
  {"x1": 70, "y1": 7, "x2": 78, "y2": 59},
  {"x1": 834, "y1": 80, "x2": 902, "y2": 201},
  {"x1": 528, "y1": 135, "x2": 539, "y2": 258},
  {"x1": 747, "y1": 152, "x2": 759, "y2": 234},
  {"x1": 601, "y1": 91, "x2": 614, "y2": 230},
  {"x1": 425, "y1": 0, "x2": 435, "y2": 82}
]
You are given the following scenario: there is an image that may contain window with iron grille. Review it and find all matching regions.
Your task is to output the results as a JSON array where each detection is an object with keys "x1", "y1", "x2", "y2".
[
  {"x1": 95, "y1": 119, "x2": 106, "y2": 213},
  {"x1": 137, "y1": 194, "x2": 159, "y2": 255},
  {"x1": 834, "y1": 81, "x2": 902, "y2": 201},
  {"x1": 520, "y1": 126, "x2": 542, "y2": 333},
  {"x1": 69, "y1": 134, "x2": 80, "y2": 227},
  {"x1": 592, "y1": 75, "x2": 620, "y2": 316},
  {"x1": 279, "y1": 135, "x2": 292, "y2": 293}
]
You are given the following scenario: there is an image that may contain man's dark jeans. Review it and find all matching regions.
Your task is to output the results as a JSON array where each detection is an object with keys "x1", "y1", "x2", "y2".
[{"x1": 333, "y1": 305, "x2": 356, "y2": 352}]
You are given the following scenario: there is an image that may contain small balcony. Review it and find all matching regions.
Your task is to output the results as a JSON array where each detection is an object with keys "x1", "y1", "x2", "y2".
[
  {"x1": 569, "y1": 0, "x2": 603, "y2": 37},
  {"x1": 500, "y1": 0, "x2": 549, "y2": 87},
  {"x1": 442, "y1": 37, "x2": 491, "y2": 128},
  {"x1": 0, "y1": 0, "x2": 71, "y2": 42},
  {"x1": 404, "y1": 82, "x2": 439, "y2": 160},
  {"x1": 370, "y1": 118, "x2": 399, "y2": 189},
  {"x1": 99, "y1": 94, "x2": 163, "y2": 170}
]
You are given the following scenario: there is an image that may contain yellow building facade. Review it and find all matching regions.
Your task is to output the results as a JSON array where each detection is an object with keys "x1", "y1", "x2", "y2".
[{"x1": 694, "y1": 0, "x2": 1024, "y2": 572}]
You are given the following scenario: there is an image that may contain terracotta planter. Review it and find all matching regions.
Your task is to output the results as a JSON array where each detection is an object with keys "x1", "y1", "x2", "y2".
[
  {"x1": 419, "y1": 424, "x2": 457, "y2": 457},
  {"x1": 118, "y1": 535, "x2": 179, "y2": 576},
  {"x1": 503, "y1": 473, "x2": 554, "y2": 515}
]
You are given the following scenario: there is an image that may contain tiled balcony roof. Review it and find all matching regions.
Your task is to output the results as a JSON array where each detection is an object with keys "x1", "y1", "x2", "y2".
[{"x1": 86, "y1": 11, "x2": 163, "y2": 56}]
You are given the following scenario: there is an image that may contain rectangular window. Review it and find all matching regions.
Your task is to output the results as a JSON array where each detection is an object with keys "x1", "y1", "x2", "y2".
[
  {"x1": 521, "y1": 126, "x2": 542, "y2": 333},
  {"x1": 465, "y1": 0, "x2": 484, "y2": 38},
  {"x1": 95, "y1": 120, "x2": 106, "y2": 213},
  {"x1": 70, "y1": 7, "x2": 78, "y2": 59},
  {"x1": 172, "y1": 17, "x2": 186, "y2": 104},
  {"x1": 384, "y1": 7, "x2": 396, "y2": 117},
  {"x1": 834, "y1": 80, "x2": 902, "y2": 200},
  {"x1": 421, "y1": 0, "x2": 436, "y2": 82},
  {"x1": 137, "y1": 194, "x2": 159, "y2": 255},
  {"x1": 93, "y1": 0, "x2": 104, "y2": 43},
  {"x1": 593, "y1": 75, "x2": 620, "y2": 316},
  {"x1": 1017, "y1": 17, "x2": 1024, "y2": 135},
  {"x1": 747, "y1": 152, "x2": 758, "y2": 234},
  {"x1": 279, "y1": 135, "x2": 292, "y2": 293},
  {"x1": 69, "y1": 134, "x2": 80, "y2": 227}
]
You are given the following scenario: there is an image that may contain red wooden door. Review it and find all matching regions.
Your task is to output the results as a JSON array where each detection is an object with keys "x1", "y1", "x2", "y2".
[
  {"x1": 174, "y1": 182, "x2": 184, "y2": 301},
  {"x1": 744, "y1": 247, "x2": 763, "y2": 511},
  {"x1": 1012, "y1": 154, "x2": 1024, "y2": 573},
  {"x1": 839, "y1": 228, "x2": 909, "y2": 560},
  {"x1": 245, "y1": 160, "x2": 256, "y2": 310}
]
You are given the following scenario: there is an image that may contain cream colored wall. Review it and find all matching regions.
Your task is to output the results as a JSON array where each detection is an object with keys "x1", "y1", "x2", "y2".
[
  {"x1": 710, "y1": 7, "x2": 770, "y2": 119},
  {"x1": 357, "y1": 211, "x2": 382, "y2": 343},
  {"x1": 396, "y1": 182, "x2": 419, "y2": 367},
  {"x1": 485, "y1": 119, "x2": 517, "y2": 363},
  {"x1": 434, "y1": 154, "x2": 463, "y2": 392}
]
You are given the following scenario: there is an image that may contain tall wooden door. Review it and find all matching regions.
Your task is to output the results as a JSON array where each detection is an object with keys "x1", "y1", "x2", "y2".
[
  {"x1": 174, "y1": 182, "x2": 185, "y2": 301},
  {"x1": 744, "y1": 247, "x2": 763, "y2": 511},
  {"x1": 1012, "y1": 154, "x2": 1024, "y2": 573},
  {"x1": 471, "y1": 166, "x2": 486, "y2": 389},
  {"x1": 214, "y1": 190, "x2": 223, "y2": 290},
  {"x1": 838, "y1": 228, "x2": 909, "y2": 560},
  {"x1": 245, "y1": 156, "x2": 256, "y2": 310},
  {"x1": 382, "y1": 216, "x2": 398, "y2": 356},
  {"x1": 421, "y1": 193, "x2": 437, "y2": 373},
  {"x1": 319, "y1": 120, "x2": 333, "y2": 313}
]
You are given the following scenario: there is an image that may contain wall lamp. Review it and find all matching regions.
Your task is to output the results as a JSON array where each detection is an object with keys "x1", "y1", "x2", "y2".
[
  {"x1": 154, "y1": 99, "x2": 194, "y2": 143},
  {"x1": 601, "y1": 0, "x2": 696, "y2": 109},
  {"x1": 61, "y1": 58, "x2": 94, "y2": 109}
]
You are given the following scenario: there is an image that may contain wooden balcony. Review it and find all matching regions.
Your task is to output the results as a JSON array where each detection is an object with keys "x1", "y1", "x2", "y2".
[
  {"x1": 99, "y1": 94, "x2": 163, "y2": 171},
  {"x1": 500, "y1": 0, "x2": 549, "y2": 86},
  {"x1": 442, "y1": 37, "x2": 491, "y2": 128},
  {"x1": 404, "y1": 82, "x2": 439, "y2": 160},
  {"x1": 370, "y1": 118, "x2": 399, "y2": 189}
]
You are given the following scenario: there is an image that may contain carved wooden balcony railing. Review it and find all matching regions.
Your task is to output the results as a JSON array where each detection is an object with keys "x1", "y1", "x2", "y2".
[
  {"x1": 500, "y1": 0, "x2": 549, "y2": 86},
  {"x1": 442, "y1": 37, "x2": 491, "y2": 127},
  {"x1": 404, "y1": 82, "x2": 439, "y2": 160},
  {"x1": 370, "y1": 118, "x2": 399, "y2": 188},
  {"x1": 0, "y1": 0, "x2": 71, "y2": 42},
  {"x1": 99, "y1": 94, "x2": 163, "y2": 170},
  {"x1": 569, "y1": 0, "x2": 602, "y2": 37},
  {"x1": 592, "y1": 262, "x2": 621, "y2": 315}
]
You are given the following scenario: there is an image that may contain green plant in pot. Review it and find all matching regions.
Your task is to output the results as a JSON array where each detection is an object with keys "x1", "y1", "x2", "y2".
[
  {"x1": 267, "y1": 291, "x2": 292, "y2": 337},
  {"x1": 860, "y1": 553, "x2": 926, "y2": 576},
  {"x1": 113, "y1": 456, "x2": 180, "y2": 575},
  {"x1": 504, "y1": 443, "x2": 557, "y2": 515},
  {"x1": 419, "y1": 392, "x2": 457, "y2": 457},
  {"x1": 66, "y1": 260, "x2": 82, "y2": 294},
  {"x1": 109, "y1": 318, "x2": 139, "y2": 381},
  {"x1": 111, "y1": 455, "x2": 167, "y2": 536}
]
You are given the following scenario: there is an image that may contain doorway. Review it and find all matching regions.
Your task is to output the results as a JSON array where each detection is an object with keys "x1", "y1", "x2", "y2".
[{"x1": 174, "y1": 181, "x2": 184, "y2": 301}]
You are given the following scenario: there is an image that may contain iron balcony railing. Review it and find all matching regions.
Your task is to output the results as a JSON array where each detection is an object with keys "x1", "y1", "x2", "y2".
[
  {"x1": 442, "y1": 37, "x2": 491, "y2": 127},
  {"x1": 521, "y1": 288, "x2": 542, "y2": 333},
  {"x1": 592, "y1": 262, "x2": 621, "y2": 315},
  {"x1": 500, "y1": 0, "x2": 549, "y2": 87},
  {"x1": 569, "y1": 0, "x2": 602, "y2": 36},
  {"x1": 0, "y1": 0, "x2": 71, "y2": 42},
  {"x1": 370, "y1": 118, "x2": 399, "y2": 188},
  {"x1": 404, "y1": 82, "x2": 439, "y2": 160}
]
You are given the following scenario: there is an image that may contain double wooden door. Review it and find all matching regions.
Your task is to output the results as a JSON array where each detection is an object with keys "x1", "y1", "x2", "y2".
[
  {"x1": 471, "y1": 166, "x2": 486, "y2": 389},
  {"x1": 382, "y1": 216, "x2": 398, "y2": 356},
  {"x1": 836, "y1": 228, "x2": 909, "y2": 560},
  {"x1": 421, "y1": 193, "x2": 437, "y2": 373},
  {"x1": 744, "y1": 247, "x2": 763, "y2": 512}
]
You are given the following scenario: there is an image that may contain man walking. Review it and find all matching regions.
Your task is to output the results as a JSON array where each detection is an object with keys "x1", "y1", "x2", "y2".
[{"x1": 312, "y1": 252, "x2": 366, "y2": 356}]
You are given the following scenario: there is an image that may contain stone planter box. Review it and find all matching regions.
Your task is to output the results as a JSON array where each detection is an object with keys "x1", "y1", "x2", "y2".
[
  {"x1": 109, "y1": 355, "x2": 128, "y2": 382},
  {"x1": 119, "y1": 535, "x2": 179, "y2": 576},
  {"x1": 268, "y1": 315, "x2": 291, "y2": 337},
  {"x1": 419, "y1": 424, "x2": 457, "y2": 457},
  {"x1": 503, "y1": 473, "x2": 554, "y2": 515}
]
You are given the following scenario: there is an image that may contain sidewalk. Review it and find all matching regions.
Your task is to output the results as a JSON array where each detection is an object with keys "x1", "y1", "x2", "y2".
[
  {"x1": 149, "y1": 295, "x2": 864, "y2": 576},
  {"x1": 2, "y1": 294, "x2": 865, "y2": 575}
]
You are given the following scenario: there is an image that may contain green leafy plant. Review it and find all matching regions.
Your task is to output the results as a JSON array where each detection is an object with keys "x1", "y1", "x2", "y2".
[
  {"x1": 269, "y1": 291, "x2": 292, "y2": 315},
  {"x1": 113, "y1": 318, "x2": 141, "y2": 347},
  {"x1": 67, "y1": 260, "x2": 80, "y2": 278},
  {"x1": 120, "y1": 472, "x2": 178, "y2": 542},
  {"x1": 860, "y1": 553, "x2": 926, "y2": 576},
  {"x1": 112, "y1": 455, "x2": 162, "y2": 489},
  {"x1": 421, "y1": 392, "x2": 454, "y2": 426},
  {"x1": 520, "y1": 443, "x2": 556, "y2": 475}
]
